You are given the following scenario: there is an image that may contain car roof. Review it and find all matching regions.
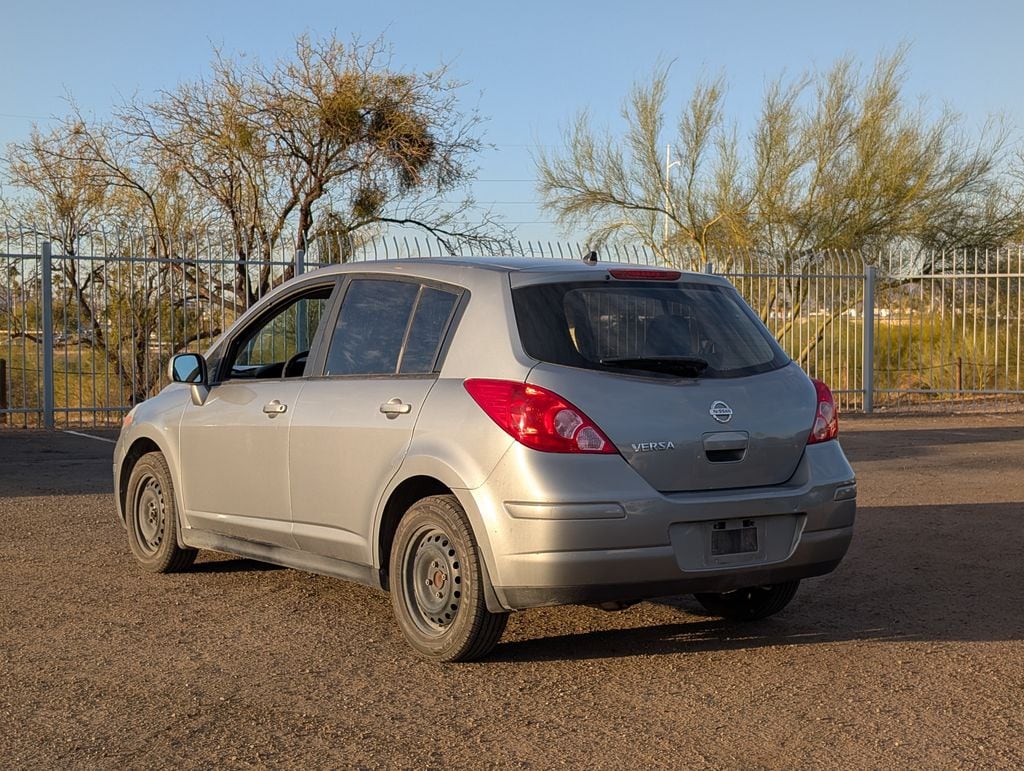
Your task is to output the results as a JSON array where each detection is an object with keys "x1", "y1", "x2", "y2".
[
  {"x1": 303, "y1": 256, "x2": 721, "y2": 284},
  {"x1": 314, "y1": 256, "x2": 592, "y2": 274}
]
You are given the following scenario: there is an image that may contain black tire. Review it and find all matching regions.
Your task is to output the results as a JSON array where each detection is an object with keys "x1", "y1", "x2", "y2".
[
  {"x1": 389, "y1": 494, "x2": 508, "y2": 662},
  {"x1": 693, "y1": 580, "x2": 800, "y2": 621},
  {"x1": 125, "y1": 451, "x2": 197, "y2": 573}
]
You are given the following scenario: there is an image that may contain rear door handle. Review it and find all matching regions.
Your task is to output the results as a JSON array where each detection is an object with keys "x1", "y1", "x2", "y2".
[
  {"x1": 380, "y1": 398, "x2": 412, "y2": 418},
  {"x1": 263, "y1": 400, "x2": 288, "y2": 416}
]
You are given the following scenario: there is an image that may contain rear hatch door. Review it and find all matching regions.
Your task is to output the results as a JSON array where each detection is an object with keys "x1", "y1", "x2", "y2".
[
  {"x1": 511, "y1": 272, "x2": 815, "y2": 493},
  {"x1": 527, "y1": 361, "x2": 815, "y2": 492}
]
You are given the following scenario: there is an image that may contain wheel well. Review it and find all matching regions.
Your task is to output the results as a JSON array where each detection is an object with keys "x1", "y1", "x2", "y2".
[
  {"x1": 378, "y1": 476, "x2": 451, "y2": 590},
  {"x1": 118, "y1": 437, "x2": 161, "y2": 522}
]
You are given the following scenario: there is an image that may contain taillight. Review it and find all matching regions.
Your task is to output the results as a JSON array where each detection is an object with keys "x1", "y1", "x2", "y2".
[
  {"x1": 808, "y1": 379, "x2": 839, "y2": 444},
  {"x1": 464, "y1": 379, "x2": 617, "y2": 454},
  {"x1": 608, "y1": 268, "x2": 681, "y2": 281}
]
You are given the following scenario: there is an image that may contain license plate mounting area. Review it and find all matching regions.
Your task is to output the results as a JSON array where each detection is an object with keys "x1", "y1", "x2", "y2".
[{"x1": 711, "y1": 519, "x2": 758, "y2": 556}]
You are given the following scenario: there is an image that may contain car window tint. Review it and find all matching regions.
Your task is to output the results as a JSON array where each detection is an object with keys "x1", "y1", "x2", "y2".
[
  {"x1": 326, "y1": 279, "x2": 420, "y2": 375},
  {"x1": 228, "y1": 287, "x2": 331, "y2": 379},
  {"x1": 399, "y1": 287, "x2": 459, "y2": 374},
  {"x1": 513, "y1": 281, "x2": 788, "y2": 379}
]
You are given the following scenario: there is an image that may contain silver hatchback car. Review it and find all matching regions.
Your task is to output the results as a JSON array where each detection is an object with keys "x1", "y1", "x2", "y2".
[{"x1": 114, "y1": 257, "x2": 856, "y2": 661}]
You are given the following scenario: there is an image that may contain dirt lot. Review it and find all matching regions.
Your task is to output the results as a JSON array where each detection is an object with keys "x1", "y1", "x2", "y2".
[{"x1": 1, "y1": 415, "x2": 1022, "y2": 769}]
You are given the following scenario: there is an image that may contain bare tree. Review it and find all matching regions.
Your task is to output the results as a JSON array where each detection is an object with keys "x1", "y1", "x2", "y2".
[
  {"x1": 5, "y1": 123, "x2": 123, "y2": 369},
  {"x1": 115, "y1": 34, "x2": 507, "y2": 302},
  {"x1": 4, "y1": 118, "x2": 211, "y2": 404},
  {"x1": 5, "y1": 123, "x2": 109, "y2": 254},
  {"x1": 3, "y1": 34, "x2": 505, "y2": 407}
]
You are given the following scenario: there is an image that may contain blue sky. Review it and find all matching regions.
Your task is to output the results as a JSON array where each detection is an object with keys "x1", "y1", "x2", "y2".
[{"x1": 2, "y1": 0, "x2": 1022, "y2": 243}]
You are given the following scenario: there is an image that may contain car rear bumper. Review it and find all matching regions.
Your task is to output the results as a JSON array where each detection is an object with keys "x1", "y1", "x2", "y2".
[
  {"x1": 457, "y1": 440, "x2": 856, "y2": 611},
  {"x1": 495, "y1": 526, "x2": 851, "y2": 609}
]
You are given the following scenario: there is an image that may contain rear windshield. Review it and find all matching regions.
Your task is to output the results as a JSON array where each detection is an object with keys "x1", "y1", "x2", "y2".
[{"x1": 512, "y1": 280, "x2": 789, "y2": 379}]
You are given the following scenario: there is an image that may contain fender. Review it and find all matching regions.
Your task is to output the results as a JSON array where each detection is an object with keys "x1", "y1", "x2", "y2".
[
  {"x1": 371, "y1": 451, "x2": 509, "y2": 611},
  {"x1": 114, "y1": 390, "x2": 190, "y2": 538}
]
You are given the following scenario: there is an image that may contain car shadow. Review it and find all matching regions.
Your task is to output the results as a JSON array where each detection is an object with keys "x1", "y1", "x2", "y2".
[
  {"x1": 488, "y1": 616, "x2": 905, "y2": 664},
  {"x1": 189, "y1": 556, "x2": 286, "y2": 574},
  {"x1": 841, "y1": 424, "x2": 1024, "y2": 462}
]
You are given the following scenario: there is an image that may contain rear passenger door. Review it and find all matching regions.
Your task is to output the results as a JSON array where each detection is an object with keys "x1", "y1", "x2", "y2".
[{"x1": 288, "y1": 276, "x2": 463, "y2": 565}]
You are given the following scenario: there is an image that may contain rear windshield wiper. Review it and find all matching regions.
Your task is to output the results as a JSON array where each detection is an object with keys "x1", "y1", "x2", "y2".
[{"x1": 600, "y1": 356, "x2": 709, "y2": 377}]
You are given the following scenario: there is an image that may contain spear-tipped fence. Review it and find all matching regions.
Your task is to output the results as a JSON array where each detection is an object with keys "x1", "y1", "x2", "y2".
[{"x1": 2, "y1": 225, "x2": 1022, "y2": 427}]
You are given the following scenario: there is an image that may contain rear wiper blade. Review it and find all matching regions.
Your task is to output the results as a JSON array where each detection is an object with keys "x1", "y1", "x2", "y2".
[{"x1": 600, "y1": 356, "x2": 709, "y2": 376}]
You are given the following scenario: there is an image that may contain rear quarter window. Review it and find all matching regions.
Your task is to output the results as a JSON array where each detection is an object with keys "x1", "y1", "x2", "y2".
[{"x1": 400, "y1": 287, "x2": 460, "y2": 374}]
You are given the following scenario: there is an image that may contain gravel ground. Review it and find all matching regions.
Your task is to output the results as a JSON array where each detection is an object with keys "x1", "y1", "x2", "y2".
[{"x1": 1, "y1": 416, "x2": 1022, "y2": 769}]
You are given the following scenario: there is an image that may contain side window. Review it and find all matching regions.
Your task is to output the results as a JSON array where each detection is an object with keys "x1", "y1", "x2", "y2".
[
  {"x1": 227, "y1": 286, "x2": 332, "y2": 380},
  {"x1": 325, "y1": 280, "x2": 420, "y2": 376},
  {"x1": 325, "y1": 279, "x2": 460, "y2": 376},
  {"x1": 399, "y1": 287, "x2": 459, "y2": 374}
]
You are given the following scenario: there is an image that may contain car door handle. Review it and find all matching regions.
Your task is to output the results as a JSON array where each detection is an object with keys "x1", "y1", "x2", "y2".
[
  {"x1": 379, "y1": 398, "x2": 412, "y2": 418},
  {"x1": 263, "y1": 400, "x2": 288, "y2": 416}
]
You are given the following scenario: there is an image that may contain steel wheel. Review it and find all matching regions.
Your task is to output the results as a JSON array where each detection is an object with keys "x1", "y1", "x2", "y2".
[
  {"x1": 390, "y1": 495, "x2": 507, "y2": 662},
  {"x1": 403, "y1": 526, "x2": 465, "y2": 635},
  {"x1": 125, "y1": 451, "x2": 197, "y2": 573},
  {"x1": 132, "y1": 475, "x2": 167, "y2": 556}
]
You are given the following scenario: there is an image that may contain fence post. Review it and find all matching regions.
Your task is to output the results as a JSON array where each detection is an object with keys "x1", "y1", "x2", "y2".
[
  {"x1": 862, "y1": 264, "x2": 877, "y2": 414},
  {"x1": 704, "y1": 261, "x2": 715, "y2": 274},
  {"x1": 0, "y1": 358, "x2": 7, "y2": 425},
  {"x1": 41, "y1": 241, "x2": 55, "y2": 429}
]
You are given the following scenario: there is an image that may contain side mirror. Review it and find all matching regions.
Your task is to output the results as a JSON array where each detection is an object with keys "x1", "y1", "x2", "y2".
[
  {"x1": 169, "y1": 353, "x2": 210, "y2": 406},
  {"x1": 170, "y1": 353, "x2": 207, "y2": 384}
]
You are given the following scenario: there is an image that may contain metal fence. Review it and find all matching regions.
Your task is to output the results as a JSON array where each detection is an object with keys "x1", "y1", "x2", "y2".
[{"x1": 2, "y1": 225, "x2": 1023, "y2": 427}]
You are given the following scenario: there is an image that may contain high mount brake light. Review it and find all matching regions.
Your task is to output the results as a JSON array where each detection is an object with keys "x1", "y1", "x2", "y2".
[
  {"x1": 463, "y1": 379, "x2": 617, "y2": 454},
  {"x1": 808, "y1": 379, "x2": 839, "y2": 444},
  {"x1": 607, "y1": 268, "x2": 681, "y2": 281}
]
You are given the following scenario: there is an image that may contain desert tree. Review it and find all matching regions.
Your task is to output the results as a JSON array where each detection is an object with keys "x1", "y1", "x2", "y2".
[
  {"x1": 537, "y1": 48, "x2": 1024, "y2": 269},
  {"x1": 5, "y1": 122, "x2": 111, "y2": 254},
  {"x1": 537, "y1": 49, "x2": 1024, "y2": 365},
  {"x1": 116, "y1": 34, "x2": 506, "y2": 303},
  {"x1": 536, "y1": 65, "x2": 741, "y2": 267},
  {"x1": 4, "y1": 122, "x2": 116, "y2": 351},
  {"x1": 253, "y1": 35, "x2": 503, "y2": 258},
  {"x1": 3, "y1": 34, "x2": 503, "y2": 404},
  {"x1": 4, "y1": 116, "x2": 211, "y2": 403}
]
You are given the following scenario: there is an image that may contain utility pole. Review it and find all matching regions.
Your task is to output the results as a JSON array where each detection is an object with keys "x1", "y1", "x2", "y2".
[{"x1": 663, "y1": 144, "x2": 681, "y2": 248}]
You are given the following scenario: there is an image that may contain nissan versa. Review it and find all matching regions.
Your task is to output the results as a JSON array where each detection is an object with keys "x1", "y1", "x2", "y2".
[{"x1": 113, "y1": 257, "x2": 857, "y2": 661}]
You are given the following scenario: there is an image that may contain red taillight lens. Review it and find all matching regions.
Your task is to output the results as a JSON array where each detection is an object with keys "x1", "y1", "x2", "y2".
[
  {"x1": 464, "y1": 379, "x2": 617, "y2": 454},
  {"x1": 608, "y1": 268, "x2": 681, "y2": 281},
  {"x1": 808, "y1": 379, "x2": 839, "y2": 444}
]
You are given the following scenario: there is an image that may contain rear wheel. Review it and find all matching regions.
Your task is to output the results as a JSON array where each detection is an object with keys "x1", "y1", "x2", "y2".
[
  {"x1": 125, "y1": 451, "x2": 196, "y2": 573},
  {"x1": 390, "y1": 495, "x2": 508, "y2": 662},
  {"x1": 693, "y1": 580, "x2": 800, "y2": 621}
]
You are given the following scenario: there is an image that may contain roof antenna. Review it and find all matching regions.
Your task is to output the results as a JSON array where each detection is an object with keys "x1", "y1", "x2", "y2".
[{"x1": 582, "y1": 250, "x2": 598, "y2": 265}]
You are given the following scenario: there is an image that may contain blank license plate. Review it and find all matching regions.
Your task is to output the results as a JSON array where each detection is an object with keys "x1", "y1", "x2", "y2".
[{"x1": 711, "y1": 526, "x2": 758, "y2": 555}]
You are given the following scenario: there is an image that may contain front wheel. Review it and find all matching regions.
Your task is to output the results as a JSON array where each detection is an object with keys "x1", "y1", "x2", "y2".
[
  {"x1": 389, "y1": 495, "x2": 508, "y2": 662},
  {"x1": 693, "y1": 580, "x2": 800, "y2": 621},
  {"x1": 125, "y1": 451, "x2": 197, "y2": 573}
]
